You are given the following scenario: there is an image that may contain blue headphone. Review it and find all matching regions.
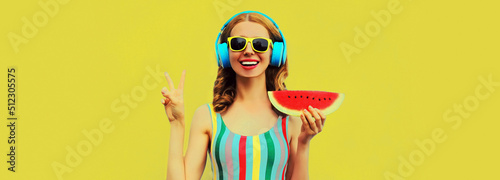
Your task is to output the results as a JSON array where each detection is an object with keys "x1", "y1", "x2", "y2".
[{"x1": 215, "y1": 11, "x2": 287, "y2": 68}]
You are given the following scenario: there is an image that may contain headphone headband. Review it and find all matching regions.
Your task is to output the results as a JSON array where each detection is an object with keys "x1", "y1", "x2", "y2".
[{"x1": 219, "y1": 11, "x2": 281, "y2": 32}]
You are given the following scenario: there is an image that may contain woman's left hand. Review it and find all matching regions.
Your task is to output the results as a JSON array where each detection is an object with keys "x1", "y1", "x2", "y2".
[{"x1": 298, "y1": 105, "x2": 327, "y2": 144}]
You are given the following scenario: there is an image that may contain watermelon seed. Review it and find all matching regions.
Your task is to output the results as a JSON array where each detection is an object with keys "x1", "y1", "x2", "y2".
[
  {"x1": 300, "y1": 95, "x2": 302, "y2": 98},
  {"x1": 319, "y1": 99, "x2": 321, "y2": 101},
  {"x1": 288, "y1": 96, "x2": 290, "y2": 98},
  {"x1": 312, "y1": 97, "x2": 315, "y2": 100},
  {"x1": 324, "y1": 98, "x2": 326, "y2": 100},
  {"x1": 295, "y1": 96, "x2": 297, "y2": 98},
  {"x1": 329, "y1": 98, "x2": 331, "y2": 100},
  {"x1": 306, "y1": 96, "x2": 309, "y2": 99}
]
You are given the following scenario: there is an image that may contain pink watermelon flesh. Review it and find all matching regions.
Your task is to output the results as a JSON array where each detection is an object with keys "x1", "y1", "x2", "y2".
[{"x1": 268, "y1": 90, "x2": 345, "y2": 116}]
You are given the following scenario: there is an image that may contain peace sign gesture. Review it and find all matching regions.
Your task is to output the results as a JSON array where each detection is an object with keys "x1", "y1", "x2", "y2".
[{"x1": 161, "y1": 70, "x2": 186, "y2": 124}]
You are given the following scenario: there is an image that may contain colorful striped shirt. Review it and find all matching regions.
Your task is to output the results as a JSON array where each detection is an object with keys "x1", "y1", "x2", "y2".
[{"x1": 207, "y1": 104, "x2": 290, "y2": 180}]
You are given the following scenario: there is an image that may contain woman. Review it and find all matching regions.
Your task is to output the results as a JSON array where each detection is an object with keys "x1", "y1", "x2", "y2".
[{"x1": 161, "y1": 11, "x2": 327, "y2": 180}]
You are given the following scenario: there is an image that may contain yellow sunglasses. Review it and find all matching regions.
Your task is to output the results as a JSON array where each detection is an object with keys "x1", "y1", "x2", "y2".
[{"x1": 227, "y1": 36, "x2": 273, "y2": 53}]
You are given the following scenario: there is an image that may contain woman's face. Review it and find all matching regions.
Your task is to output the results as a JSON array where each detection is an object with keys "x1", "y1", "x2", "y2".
[{"x1": 229, "y1": 21, "x2": 272, "y2": 78}]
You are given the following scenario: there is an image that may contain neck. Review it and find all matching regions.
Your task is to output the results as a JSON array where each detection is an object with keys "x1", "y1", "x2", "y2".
[{"x1": 234, "y1": 74, "x2": 268, "y2": 103}]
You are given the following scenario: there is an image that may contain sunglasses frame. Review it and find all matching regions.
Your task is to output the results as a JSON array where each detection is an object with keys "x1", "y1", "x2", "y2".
[{"x1": 227, "y1": 36, "x2": 273, "y2": 53}]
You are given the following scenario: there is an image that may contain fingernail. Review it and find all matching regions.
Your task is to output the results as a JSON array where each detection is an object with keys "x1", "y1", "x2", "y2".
[{"x1": 309, "y1": 105, "x2": 313, "y2": 109}]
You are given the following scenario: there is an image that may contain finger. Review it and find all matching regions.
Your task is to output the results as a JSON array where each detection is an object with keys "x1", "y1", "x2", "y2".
[
  {"x1": 161, "y1": 91, "x2": 174, "y2": 103},
  {"x1": 308, "y1": 106, "x2": 321, "y2": 122},
  {"x1": 163, "y1": 98, "x2": 171, "y2": 106},
  {"x1": 308, "y1": 106, "x2": 323, "y2": 131},
  {"x1": 161, "y1": 87, "x2": 170, "y2": 98},
  {"x1": 300, "y1": 112, "x2": 310, "y2": 130},
  {"x1": 178, "y1": 70, "x2": 186, "y2": 90},
  {"x1": 161, "y1": 97, "x2": 171, "y2": 105},
  {"x1": 161, "y1": 87, "x2": 168, "y2": 94},
  {"x1": 304, "y1": 108, "x2": 318, "y2": 133},
  {"x1": 316, "y1": 108, "x2": 327, "y2": 126},
  {"x1": 315, "y1": 113, "x2": 323, "y2": 132},
  {"x1": 164, "y1": 72, "x2": 175, "y2": 90}
]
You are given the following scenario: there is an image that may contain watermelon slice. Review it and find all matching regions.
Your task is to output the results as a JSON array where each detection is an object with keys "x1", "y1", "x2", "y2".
[{"x1": 268, "y1": 90, "x2": 345, "y2": 116}]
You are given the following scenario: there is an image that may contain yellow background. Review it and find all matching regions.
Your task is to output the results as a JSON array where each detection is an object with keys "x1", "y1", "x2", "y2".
[{"x1": 1, "y1": 0, "x2": 499, "y2": 179}]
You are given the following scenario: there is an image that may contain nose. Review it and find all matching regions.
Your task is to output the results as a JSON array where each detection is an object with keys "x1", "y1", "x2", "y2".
[{"x1": 243, "y1": 41, "x2": 255, "y2": 55}]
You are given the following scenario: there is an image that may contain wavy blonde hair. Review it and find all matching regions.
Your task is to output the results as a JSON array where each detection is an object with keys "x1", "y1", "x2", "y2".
[{"x1": 213, "y1": 12, "x2": 288, "y2": 115}]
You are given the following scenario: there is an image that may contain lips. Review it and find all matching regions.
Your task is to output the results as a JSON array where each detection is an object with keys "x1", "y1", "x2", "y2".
[{"x1": 239, "y1": 59, "x2": 259, "y2": 70}]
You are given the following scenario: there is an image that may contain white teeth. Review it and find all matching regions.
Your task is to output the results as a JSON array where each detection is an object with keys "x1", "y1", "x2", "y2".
[{"x1": 241, "y1": 61, "x2": 258, "y2": 65}]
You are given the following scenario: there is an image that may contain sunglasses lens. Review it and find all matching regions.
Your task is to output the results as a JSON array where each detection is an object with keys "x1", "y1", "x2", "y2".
[
  {"x1": 230, "y1": 38, "x2": 246, "y2": 51},
  {"x1": 253, "y1": 39, "x2": 269, "y2": 52}
]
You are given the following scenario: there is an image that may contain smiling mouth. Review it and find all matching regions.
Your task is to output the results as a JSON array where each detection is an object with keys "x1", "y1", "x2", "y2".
[{"x1": 240, "y1": 61, "x2": 259, "y2": 66}]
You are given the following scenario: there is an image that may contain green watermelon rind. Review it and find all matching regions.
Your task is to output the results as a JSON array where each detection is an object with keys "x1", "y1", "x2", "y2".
[{"x1": 268, "y1": 91, "x2": 345, "y2": 117}]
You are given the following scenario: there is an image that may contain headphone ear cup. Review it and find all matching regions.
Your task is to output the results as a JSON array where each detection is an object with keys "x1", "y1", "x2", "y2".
[
  {"x1": 270, "y1": 42, "x2": 284, "y2": 67},
  {"x1": 217, "y1": 43, "x2": 231, "y2": 68}
]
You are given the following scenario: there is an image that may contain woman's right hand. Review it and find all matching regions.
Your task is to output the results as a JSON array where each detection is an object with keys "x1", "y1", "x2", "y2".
[{"x1": 161, "y1": 70, "x2": 186, "y2": 125}]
